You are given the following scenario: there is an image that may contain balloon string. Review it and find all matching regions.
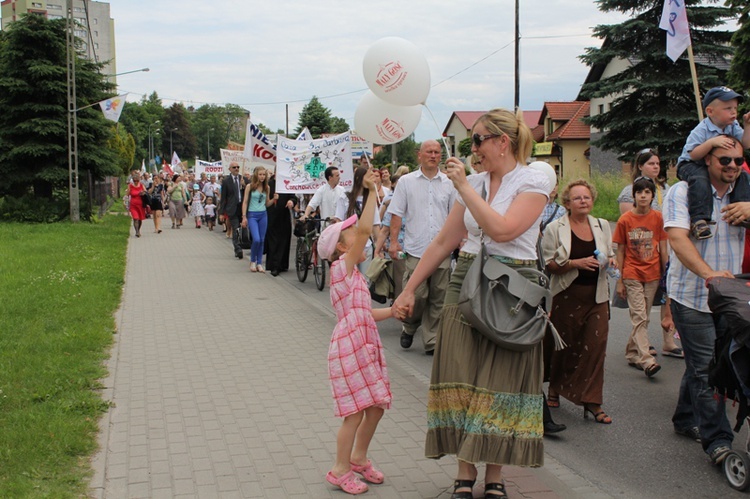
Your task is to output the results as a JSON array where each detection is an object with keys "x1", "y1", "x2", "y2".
[{"x1": 423, "y1": 103, "x2": 451, "y2": 158}]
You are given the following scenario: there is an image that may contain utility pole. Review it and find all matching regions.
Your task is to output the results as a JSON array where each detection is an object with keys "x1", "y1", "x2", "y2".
[
  {"x1": 66, "y1": 0, "x2": 79, "y2": 222},
  {"x1": 514, "y1": 0, "x2": 520, "y2": 110}
]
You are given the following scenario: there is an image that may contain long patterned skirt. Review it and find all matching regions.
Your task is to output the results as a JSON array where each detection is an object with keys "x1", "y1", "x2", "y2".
[{"x1": 425, "y1": 255, "x2": 544, "y2": 467}]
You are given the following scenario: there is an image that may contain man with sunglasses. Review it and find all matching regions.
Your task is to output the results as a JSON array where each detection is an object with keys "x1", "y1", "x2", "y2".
[
  {"x1": 676, "y1": 86, "x2": 750, "y2": 240},
  {"x1": 219, "y1": 162, "x2": 246, "y2": 259},
  {"x1": 387, "y1": 140, "x2": 456, "y2": 355},
  {"x1": 664, "y1": 135, "x2": 750, "y2": 466}
]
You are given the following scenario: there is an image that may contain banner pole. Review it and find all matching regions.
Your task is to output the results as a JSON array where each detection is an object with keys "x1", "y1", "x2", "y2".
[{"x1": 687, "y1": 45, "x2": 704, "y2": 121}]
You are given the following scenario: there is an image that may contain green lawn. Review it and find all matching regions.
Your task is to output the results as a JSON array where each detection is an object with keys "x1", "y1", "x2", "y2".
[{"x1": 0, "y1": 215, "x2": 129, "y2": 497}]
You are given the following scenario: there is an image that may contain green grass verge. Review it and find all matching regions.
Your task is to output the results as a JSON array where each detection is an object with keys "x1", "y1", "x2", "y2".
[{"x1": 0, "y1": 215, "x2": 129, "y2": 497}]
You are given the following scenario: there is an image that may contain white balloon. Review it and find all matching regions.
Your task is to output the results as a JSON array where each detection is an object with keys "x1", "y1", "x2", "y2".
[
  {"x1": 528, "y1": 161, "x2": 558, "y2": 194},
  {"x1": 363, "y1": 37, "x2": 431, "y2": 106},
  {"x1": 354, "y1": 91, "x2": 422, "y2": 145}
]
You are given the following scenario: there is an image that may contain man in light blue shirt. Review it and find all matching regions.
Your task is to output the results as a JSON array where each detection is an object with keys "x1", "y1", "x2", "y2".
[{"x1": 664, "y1": 136, "x2": 749, "y2": 466}]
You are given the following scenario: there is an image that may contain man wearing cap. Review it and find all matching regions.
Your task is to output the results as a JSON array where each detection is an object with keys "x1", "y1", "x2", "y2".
[
  {"x1": 219, "y1": 162, "x2": 245, "y2": 259},
  {"x1": 386, "y1": 140, "x2": 456, "y2": 355},
  {"x1": 676, "y1": 85, "x2": 750, "y2": 239}
]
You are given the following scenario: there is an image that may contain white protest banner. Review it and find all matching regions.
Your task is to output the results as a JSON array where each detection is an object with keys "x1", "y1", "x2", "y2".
[
  {"x1": 275, "y1": 132, "x2": 353, "y2": 194},
  {"x1": 195, "y1": 159, "x2": 223, "y2": 178},
  {"x1": 242, "y1": 122, "x2": 277, "y2": 169},
  {"x1": 220, "y1": 149, "x2": 252, "y2": 175},
  {"x1": 98, "y1": 94, "x2": 127, "y2": 122}
]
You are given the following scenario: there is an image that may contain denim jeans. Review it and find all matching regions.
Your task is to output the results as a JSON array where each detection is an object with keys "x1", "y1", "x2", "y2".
[
  {"x1": 670, "y1": 301, "x2": 733, "y2": 454},
  {"x1": 247, "y1": 210, "x2": 267, "y2": 265}
]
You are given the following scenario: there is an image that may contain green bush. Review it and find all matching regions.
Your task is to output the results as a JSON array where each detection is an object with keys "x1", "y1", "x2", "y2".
[
  {"x1": 559, "y1": 172, "x2": 628, "y2": 222},
  {"x1": 0, "y1": 194, "x2": 69, "y2": 223}
]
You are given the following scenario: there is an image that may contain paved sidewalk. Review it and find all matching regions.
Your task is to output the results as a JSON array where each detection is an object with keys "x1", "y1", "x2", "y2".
[{"x1": 89, "y1": 218, "x2": 609, "y2": 498}]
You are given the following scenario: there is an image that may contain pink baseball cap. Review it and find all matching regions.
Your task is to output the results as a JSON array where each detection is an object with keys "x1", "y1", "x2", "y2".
[{"x1": 317, "y1": 215, "x2": 357, "y2": 260}]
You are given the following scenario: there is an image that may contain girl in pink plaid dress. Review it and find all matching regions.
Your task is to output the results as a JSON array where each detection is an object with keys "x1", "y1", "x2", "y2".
[{"x1": 317, "y1": 170, "x2": 395, "y2": 495}]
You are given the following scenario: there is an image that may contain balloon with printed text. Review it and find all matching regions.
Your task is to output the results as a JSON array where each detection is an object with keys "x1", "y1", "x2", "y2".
[
  {"x1": 362, "y1": 37, "x2": 431, "y2": 106},
  {"x1": 354, "y1": 91, "x2": 422, "y2": 146}
]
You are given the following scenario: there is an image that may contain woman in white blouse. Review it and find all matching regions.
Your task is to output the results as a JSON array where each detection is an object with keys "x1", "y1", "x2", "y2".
[{"x1": 392, "y1": 108, "x2": 550, "y2": 499}]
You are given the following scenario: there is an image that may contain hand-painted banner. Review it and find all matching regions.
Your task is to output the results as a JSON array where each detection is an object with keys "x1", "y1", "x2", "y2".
[
  {"x1": 220, "y1": 149, "x2": 252, "y2": 176},
  {"x1": 275, "y1": 132, "x2": 353, "y2": 194},
  {"x1": 195, "y1": 159, "x2": 223, "y2": 178},
  {"x1": 242, "y1": 122, "x2": 277, "y2": 169}
]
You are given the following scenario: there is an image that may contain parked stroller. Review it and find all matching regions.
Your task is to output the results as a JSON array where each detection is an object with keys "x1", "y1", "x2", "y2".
[{"x1": 707, "y1": 274, "x2": 750, "y2": 491}]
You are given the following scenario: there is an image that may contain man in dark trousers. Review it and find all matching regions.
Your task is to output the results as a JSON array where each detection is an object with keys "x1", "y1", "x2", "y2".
[
  {"x1": 219, "y1": 162, "x2": 245, "y2": 259},
  {"x1": 266, "y1": 171, "x2": 297, "y2": 276}
]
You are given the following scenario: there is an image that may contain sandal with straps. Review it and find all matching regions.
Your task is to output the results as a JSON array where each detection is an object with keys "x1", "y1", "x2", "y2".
[
  {"x1": 485, "y1": 481, "x2": 508, "y2": 498},
  {"x1": 326, "y1": 470, "x2": 368, "y2": 495},
  {"x1": 451, "y1": 479, "x2": 476, "y2": 499},
  {"x1": 350, "y1": 460, "x2": 384, "y2": 484},
  {"x1": 546, "y1": 393, "x2": 560, "y2": 408}
]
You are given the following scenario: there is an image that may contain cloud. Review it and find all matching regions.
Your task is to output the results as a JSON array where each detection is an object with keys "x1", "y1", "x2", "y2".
[{"x1": 109, "y1": 0, "x2": 626, "y2": 141}]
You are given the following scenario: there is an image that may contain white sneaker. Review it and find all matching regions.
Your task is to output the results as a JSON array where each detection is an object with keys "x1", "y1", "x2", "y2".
[
  {"x1": 257, "y1": 264, "x2": 265, "y2": 273},
  {"x1": 249, "y1": 262, "x2": 257, "y2": 272}
]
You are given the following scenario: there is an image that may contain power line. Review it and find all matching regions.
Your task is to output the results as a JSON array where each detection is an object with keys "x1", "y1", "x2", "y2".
[{"x1": 120, "y1": 32, "x2": 594, "y2": 108}]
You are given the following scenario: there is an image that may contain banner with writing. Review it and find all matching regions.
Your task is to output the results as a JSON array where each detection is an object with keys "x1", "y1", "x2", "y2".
[
  {"x1": 275, "y1": 132, "x2": 353, "y2": 194},
  {"x1": 242, "y1": 122, "x2": 277, "y2": 170},
  {"x1": 220, "y1": 149, "x2": 252, "y2": 175},
  {"x1": 195, "y1": 159, "x2": 223, "y2": 178}
]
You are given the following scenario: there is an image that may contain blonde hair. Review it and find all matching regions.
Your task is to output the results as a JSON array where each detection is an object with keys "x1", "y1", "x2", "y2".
[
  {"x1": 560, "y1": 179, "x2": 598, "y2": 205},
  {"x1": 473, "y1": 108, "x2": 533, "y2": 163},
  {"x1": 395, "y1": 165, "x2": 411, "y2": 176}
]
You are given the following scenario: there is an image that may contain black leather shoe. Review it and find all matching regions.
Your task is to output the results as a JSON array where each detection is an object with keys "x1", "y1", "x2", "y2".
[
  {"x1": 400, "y1": 331, "x2": 413, "y2": 349},
  {"x1": 270, "y1": 269, "x2": 280, "y2": 277},
  {"x1": 235, "y1": 252, "x2": 243, "y2": 259},
  {"x1": 425, "y1": 349, "x2": 434, "y2": 356},
  {"x1": 544, "y1": 421, "x2": 567, "y2": 434}
]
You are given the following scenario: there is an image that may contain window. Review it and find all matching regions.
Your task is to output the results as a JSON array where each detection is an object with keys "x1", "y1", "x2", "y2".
[
  {"x1": 74, "y1": 29, "x2": 86, "y2": 37},
  {"x1": 598, "y1": 104, "x2": 604, "y2": 115},
  {"x1": 48, "y1": 14, "x2": 63, "y2": 19},
  {"x1": 93, "y1": 18, "x2": 98, "y2": 24},
  {"x1": 73, "y1": 7, "x2": 84, "y2": 12},
  {"x1": 31, "y1": 2, "x2": 43, "y2": 7},
  {"x1": 94, "y1": 43, "x2": 99, "y2": 49},
  {"x1": 94, "y1": 30, "x2": 98, "y2": 37},
  {"x1": 48, "y1": 3, "x2": 62, "y2": 9}
]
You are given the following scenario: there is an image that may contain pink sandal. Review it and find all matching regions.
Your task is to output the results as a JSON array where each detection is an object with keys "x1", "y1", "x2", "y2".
[
  {"x1": 326, "y1": 470, "x2": 368, "y2": 495},
  {"x1": 350, "y1": 460, "x2": 384, "y2": 484}
]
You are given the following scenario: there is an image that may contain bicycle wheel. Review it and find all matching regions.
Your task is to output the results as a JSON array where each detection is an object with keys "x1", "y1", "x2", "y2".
[
  {"x1": 296, "y1": 238, "x2": 309, "y2": 282},
  {"x1": 313, "y1": 242, "x2": 326, "y2": 291}
]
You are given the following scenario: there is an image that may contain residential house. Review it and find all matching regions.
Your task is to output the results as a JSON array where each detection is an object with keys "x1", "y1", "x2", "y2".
[
  {"x1": 442, "y1": 110, "x2": 542, "y2": 158},
  {"x1": 534, "y1": 101, "x2": 590, "y2": 179}
]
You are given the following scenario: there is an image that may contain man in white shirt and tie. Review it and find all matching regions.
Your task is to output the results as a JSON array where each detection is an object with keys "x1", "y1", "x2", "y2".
[{"x1": 387, "y1": 140, "x2": 456, "y2": 355}]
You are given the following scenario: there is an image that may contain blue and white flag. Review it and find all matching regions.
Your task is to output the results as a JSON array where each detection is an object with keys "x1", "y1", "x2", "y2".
[
  {"x1": 659, "y1": 0, "x2": 691, "y2": 62},
  {"x1": 296, "y1": 127, "x2": 312, "y2": 140}
]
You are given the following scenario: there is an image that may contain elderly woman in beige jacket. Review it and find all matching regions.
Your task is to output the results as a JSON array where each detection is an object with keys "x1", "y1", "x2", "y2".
[{"x1": 542, "y1": 179, "x2": 615, "y2": 425}]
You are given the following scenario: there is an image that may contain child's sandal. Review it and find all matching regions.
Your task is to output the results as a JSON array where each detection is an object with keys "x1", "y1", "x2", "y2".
[
  {"x1": 326, "y1": 470, "x2": 368, "y2": 495},
  {"x1": 350, "y1": 460, "x2": 384, "y2": 484}
]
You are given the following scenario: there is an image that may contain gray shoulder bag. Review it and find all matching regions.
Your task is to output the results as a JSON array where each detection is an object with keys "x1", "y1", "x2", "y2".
[{"x1": 457, "y1": 183, "x2": 564, "y2": 351}]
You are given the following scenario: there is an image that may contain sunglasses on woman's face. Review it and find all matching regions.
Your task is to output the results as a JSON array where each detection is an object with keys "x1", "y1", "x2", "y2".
[{"x1": 472, "y1": 133, "x2": 500, "y2": 147}]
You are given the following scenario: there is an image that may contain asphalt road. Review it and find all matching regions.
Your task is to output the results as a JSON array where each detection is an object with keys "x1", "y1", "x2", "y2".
[{"x1": 277, "y1": 252, "x2": 748, "y2": 499}]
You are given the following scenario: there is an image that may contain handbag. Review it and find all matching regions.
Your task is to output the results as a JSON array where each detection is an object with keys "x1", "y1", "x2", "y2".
[
  {"x1": 457, "y1": 180, "x2": 563, "y2": 351},
  {"x1": 458, "y1": 243, "x2": 563, "y2": 351},
  {"x1": 140, "y1": 189, "x2": 152, "y2": 206}
]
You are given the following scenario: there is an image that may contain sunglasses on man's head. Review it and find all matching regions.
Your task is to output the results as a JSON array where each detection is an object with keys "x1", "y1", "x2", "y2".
[
  {"x1": 711, "y1": 155, "x2": 745, "y2": 167},
  {"x1": 472, "y1": 133, "x2": 501, "y2": 147}
]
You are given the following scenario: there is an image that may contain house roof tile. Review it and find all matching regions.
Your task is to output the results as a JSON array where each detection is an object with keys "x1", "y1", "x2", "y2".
[{"x1": 543, "y1": 101, "x2": 590, "y2": 141}]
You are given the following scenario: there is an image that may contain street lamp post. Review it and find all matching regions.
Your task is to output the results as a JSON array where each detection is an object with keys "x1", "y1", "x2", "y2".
[
  {"x1": 148, "y1": 120, "x2": 160, "y2": 168},
  {"x1": 169, "y1": 127, "x2": 178, "y2": 156},
  {"x1": 207, "y1": 128, "x2": 214, "y2": 161}
]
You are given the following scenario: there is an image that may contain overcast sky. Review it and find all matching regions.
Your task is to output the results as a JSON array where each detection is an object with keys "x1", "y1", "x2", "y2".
[{"x1": 109, "y1": 0, "x2": 628, "y2": 143}]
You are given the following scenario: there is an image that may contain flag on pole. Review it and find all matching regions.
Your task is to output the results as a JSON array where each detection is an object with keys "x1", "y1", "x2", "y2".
[
  {"x1": 171, "y1": 152, "x2": 182, "y2": 174},
  {"x1": 296, "y1": 127, "x2": 312, "y2": 140},
  {"x1": 98, "y1": 94, "x2": 127, "y2": 122},
  {"x1": 659, "y1": 0, "x2": 691, "y2": 62},
  {"x1": 141, "y1": 159, "x2": 146, "y2": 173}
]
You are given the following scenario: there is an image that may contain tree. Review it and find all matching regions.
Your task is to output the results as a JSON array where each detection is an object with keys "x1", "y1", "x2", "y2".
[
  {"x1": 727, "y1": 1, "x2": 750, "y2": 113},
  {"x1": 329, "y1": 116, "x2": 351, "y2": 134},
  {"x1": 580, "y1": 0, "x2": 735, "y2": 163},
  {"x1": 294, "y1": 96, "x2": 332, "y2": 137},
  {"x1": 458, "y1": 137, "x2": 473, "y2": 158},
  {"x1": 0, "y1": 14, "x2": 118, "y2": 206},
  {"x1": 162, "y1": 103, "x2": 196, "y2": 158},
  {"x1": 372, "y1": 136, "x2": 419, "y2": 168},
  {"x1": 109, "y1": 125, "x2": 136, "y2": 176}
]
